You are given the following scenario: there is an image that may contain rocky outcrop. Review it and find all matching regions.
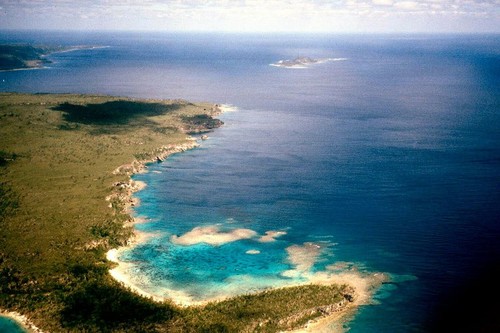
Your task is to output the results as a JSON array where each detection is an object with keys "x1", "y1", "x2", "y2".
[
  {"x1": 271, "y1": 56, "x2": 346, "y2": 68},
  {"x1": 271, "y1": 56, "x2": 319, "y2": 68},
  {"x1": 181, "y1": 114, "x2": 224, "y2": 134},
  {"x1": 112, "y1": 141, "x2": 199, "y2": 175}
]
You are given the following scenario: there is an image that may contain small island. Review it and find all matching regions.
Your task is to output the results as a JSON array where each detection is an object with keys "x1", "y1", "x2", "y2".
[
  {"x1": 0, "y1": 93, "x2": 382, "y2": 332},
  {"x1": 271, "y1": 56, "x2": 347, "y2": 68}
]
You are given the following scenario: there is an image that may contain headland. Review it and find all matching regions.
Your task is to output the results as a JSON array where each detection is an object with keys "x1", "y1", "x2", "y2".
[{"x1": 0, "y1": 44, "x2": 104, "y2": 71}]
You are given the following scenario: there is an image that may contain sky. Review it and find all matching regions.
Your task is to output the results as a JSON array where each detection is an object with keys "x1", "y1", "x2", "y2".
[{"x1": 0, "y1": 0, "x2": 498, "y2": 33}]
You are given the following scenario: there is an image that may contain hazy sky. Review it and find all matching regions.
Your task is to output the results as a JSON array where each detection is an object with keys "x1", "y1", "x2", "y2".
[{"x1": 0, "y1": 0, "x2": 498, "y2": 33}]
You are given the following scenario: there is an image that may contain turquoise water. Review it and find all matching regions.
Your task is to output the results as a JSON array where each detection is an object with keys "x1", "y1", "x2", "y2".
[
  {"x1": 0, "y1": 316, "x2": 27, "y2": 333},
  {"x1": 1, "y1": 32, "x2": 499, "y2": 332}
]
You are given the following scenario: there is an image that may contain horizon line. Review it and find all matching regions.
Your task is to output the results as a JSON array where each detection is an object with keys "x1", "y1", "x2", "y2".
[{"x1": 1, "y1": 28, "x2": 499, "y2": 36}]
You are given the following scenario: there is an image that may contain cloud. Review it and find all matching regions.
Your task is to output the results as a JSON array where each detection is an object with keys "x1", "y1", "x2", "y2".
[
  {"x1": 373, "y1": 0, "x2": 394, "y2": 5},
  {"x1": 394, "y1": 1, "x2": 422, "y2": 10},
  {"x1": 0, "y1": 0, "x2": 499, "y2": 33}
]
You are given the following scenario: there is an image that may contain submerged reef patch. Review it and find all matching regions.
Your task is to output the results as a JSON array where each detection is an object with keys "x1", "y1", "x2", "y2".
[
  {"x1": 170, "y1": 225, "x2": 257, "y2": 246},
  {"x1": 259, "y1": 230, "x2": 287, "y2": 242}
]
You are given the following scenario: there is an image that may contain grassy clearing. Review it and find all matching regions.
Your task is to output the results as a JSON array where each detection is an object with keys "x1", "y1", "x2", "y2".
[{"x1": 0, "y1": 93, "x2": 353, "y2": 332}]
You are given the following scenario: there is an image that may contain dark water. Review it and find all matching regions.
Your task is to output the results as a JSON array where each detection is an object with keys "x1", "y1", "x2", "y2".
[{"x1": 1, "y1": 31, "x2": 499, "y2": 332}]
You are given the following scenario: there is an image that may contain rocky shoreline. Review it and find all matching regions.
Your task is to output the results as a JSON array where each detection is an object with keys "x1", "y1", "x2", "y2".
[
  {"x1": 106, "y1": 103, "x2": 223, "y2": 217},
  {"x1": 104, "y1": 105, "x2": 225, "y2": 301}
]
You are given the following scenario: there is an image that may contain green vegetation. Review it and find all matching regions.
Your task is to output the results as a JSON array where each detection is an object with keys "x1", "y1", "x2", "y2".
[
  {"x1": 61, "y1": 280, "x2": 176, "y2": 331},
  {"x1": 0, "y1": 93, "x2": 353, "y2": 332},
  {"x1": 180, "y1": 284, "x2": 353, "y2": 332},
  {"x1": 0, "y1": 182, "x2": 18, "y2": 219}
]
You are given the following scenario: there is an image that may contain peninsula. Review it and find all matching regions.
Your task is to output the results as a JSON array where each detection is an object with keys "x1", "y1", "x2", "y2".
[
  {"x1": 0, "y1": 44, "x2": 100, "y2": 71},
  {"x1": 0, "y1": 93, "x2": 382, "y2": 332}
]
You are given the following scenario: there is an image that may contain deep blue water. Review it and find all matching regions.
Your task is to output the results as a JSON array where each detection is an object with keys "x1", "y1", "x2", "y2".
[{"x1": 1, "y1": 31, "x2": 499, "y2": 332}]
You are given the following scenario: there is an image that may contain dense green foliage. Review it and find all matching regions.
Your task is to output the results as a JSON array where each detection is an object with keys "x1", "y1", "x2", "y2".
[
  {"x1": 61, "y1": 281, "x2": 176, "y2": 331},
  {"x1": 0, "y1": 93, "x2": 353, "y2": 332}
]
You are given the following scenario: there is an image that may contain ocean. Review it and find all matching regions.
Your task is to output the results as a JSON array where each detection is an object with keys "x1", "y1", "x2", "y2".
[
  {"x1": 0, "y1": 315, "x2": 26, "y2": 333},
  {"x1": 1, "y1": 31, "x2": 499, "y2": 332}
]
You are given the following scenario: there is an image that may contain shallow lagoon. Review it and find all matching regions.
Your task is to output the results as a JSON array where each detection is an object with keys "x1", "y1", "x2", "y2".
[{"x1": 0, "y1": 316, "x2": 27, "y2": 333}]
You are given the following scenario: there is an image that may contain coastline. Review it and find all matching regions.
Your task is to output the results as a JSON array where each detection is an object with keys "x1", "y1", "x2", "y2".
[
  {"x1": 104, "y1": 103, "x2": 386, "y2": 331},
  {"x1": 105, "y1": 104, "x2": 226, "y2": 305},
  {"x1": 0, "y1": 310, "x2": 45, "y2": 333},
  {"x1": 286, "y1": 272, "x2": 386, "y2": 332},
  {"x1": 0, "y1": 94, "x2": 235, "y2": 332},
  {"x1": 0, "y1": 45, "x2": 106, "y2": 72},
  {"x1": 0, "y1": 93, "x2": 384, "y2": 332}
]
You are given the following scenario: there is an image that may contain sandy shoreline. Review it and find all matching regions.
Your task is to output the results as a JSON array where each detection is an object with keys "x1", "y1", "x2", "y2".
[
  {"x1": 285, "y1": 272, "x2": 386, "y2": 332},
  {"x1": 105, "y1": 104, "x2": 228, "y2": 306},
  {"x1": 104, "y1": 103, "x2": 385, "y2": 330},
  {"x1": 105, "y1": 139, "x2": 202, "y2": 305},
  {"x1": 0, "y1": 310, "x2": 45, "y2": 333}
]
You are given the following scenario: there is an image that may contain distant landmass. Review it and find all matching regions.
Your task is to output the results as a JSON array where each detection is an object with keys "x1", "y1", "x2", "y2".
[
  {"x1": 0, "y1": 44, "x2": 101, "y2": 71},
  {"x1": 271, "y1": 56, "x2": 347, "y2": 68}
]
